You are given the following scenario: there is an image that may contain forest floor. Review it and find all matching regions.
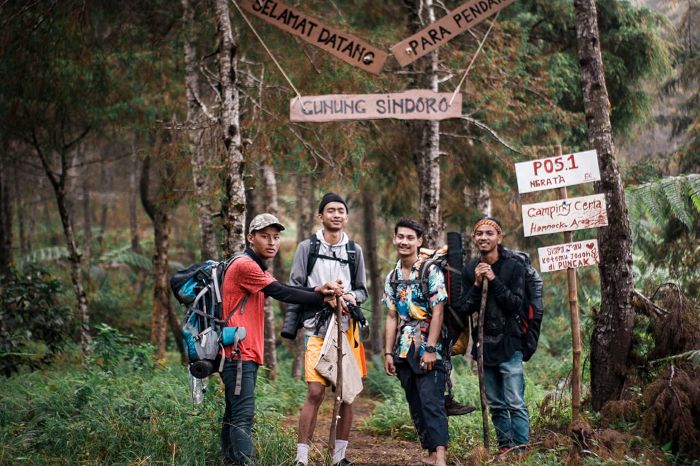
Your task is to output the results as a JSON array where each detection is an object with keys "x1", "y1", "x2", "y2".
[{"x1": 284, "y1": 393, "x2": 430, "y2": 466}]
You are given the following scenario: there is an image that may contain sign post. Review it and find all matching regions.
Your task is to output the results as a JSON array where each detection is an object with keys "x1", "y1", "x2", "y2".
[
  {"x1": 515, "y1": 145, "x2": 604, "y2": 423},
  {"x1": 559, "y1": 183, "x2": 583, "y2": 422}
]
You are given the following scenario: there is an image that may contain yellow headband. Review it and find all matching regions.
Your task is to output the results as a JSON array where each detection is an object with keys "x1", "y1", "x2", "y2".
[{"x1": 473, "y1": 219, "x2": 502, "y2": 236}]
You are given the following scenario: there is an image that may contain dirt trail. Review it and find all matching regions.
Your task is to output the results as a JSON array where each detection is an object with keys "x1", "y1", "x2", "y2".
[{"x1": 284, "y1": 393, "x2": 430, "y2": 466}]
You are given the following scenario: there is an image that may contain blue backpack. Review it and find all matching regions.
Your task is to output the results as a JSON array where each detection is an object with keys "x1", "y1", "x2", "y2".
[{"x1": 170, "y1": 255, "x2": 248, "y2": 384}]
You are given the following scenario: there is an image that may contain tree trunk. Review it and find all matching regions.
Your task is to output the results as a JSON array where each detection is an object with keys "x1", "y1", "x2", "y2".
[
  {"x1": 261, "y1": 160, "x2": 278, "y2": 378},
  {"x1": 35, "y1": 140, "x2": 92, "y2": 356},
  {"x1": 216, "y1": 0, "x2": 246, "y2": 256},
  {"x1": 129, "y1": 141, "x2": 141, "y2": 253},
  {"x1": 97, "y1": 153, "x2": 111, "y2": 254},
  {"x1": 184, "y1": 0, "x2": 218, "y2": 261},
  {"x1": 574, "y1": 0, "x2": 636, "y2": 411},
  {"x1": 406, "y1": 0, "x2": 443, "y2": 247},
  {"x1": 140, "y1": 154, "x2": 168, "y2": 359},
  {"x1": 152, "y1": 209, "x2": 170, "y2": 359},
  {"x1": 463, "y1": 182, "x2": 492, "y2": 258},
  {"x1": 292, "y1": 172, "x2": 315, "y2": 379},
  {"x1": 362, "y1": 187, "x2": 383, "y2": 356},
  {"x1": 13, "y1": 160, "x2": 27, "y2": 257},
  {"x1": 80, "y1": 145, "x2": 92, "y2": 269},
  {"x1": 27, "y1": 177, "x2": 41, "y2": 255},
  {"x1": 0, "y1": 145, "x2": 13, "y2": 273}
]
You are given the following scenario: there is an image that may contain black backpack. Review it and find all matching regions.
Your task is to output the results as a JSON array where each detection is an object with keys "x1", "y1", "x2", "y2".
[
  {"x1": 170, "y1": 256, "x2": 248, "y2": 380},
  {"x1": 387, "y1": 232, "x2": 466, "y2": 347},
  {"x1": 507, "y1": 249, "x2": 544, "y2": 362}
]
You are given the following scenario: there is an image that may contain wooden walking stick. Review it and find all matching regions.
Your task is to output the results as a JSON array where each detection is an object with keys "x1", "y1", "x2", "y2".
[
  {"x1": 477, "y1": 279, "x2": 490, "y2": 449},
  {"x1": 328, "y1": 296, "x2": 344, "y2": 459}
]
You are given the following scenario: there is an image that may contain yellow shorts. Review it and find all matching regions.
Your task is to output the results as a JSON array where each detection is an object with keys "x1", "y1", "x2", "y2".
[{"x1": 304, "y1": 326, "x2": 367, "y2": 385}]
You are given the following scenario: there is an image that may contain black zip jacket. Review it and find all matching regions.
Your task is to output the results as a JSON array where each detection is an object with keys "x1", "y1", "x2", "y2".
[{"x1": 459, "y1": 247, "x2": 526, "y2": 365}]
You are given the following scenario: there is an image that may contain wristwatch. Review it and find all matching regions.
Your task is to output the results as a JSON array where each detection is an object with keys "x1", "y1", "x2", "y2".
[{"x1": 424, "y1": 345, "x2": 437, "y2": 353}]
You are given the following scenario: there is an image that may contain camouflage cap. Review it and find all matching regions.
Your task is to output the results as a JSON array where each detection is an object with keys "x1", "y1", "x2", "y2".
[{"x1": 248, "y1": 213, "x2": 285, "y2": 234}]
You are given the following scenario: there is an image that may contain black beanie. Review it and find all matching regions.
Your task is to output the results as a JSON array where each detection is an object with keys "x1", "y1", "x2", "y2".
[{"x1": 318, "y1": 193, "x2": 348, "y2": 213}]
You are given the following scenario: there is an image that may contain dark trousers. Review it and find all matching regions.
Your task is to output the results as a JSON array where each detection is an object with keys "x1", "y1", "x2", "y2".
[
  {"x1": 220, "y1": 360, "x2": 259, "y2": 465},
  {"x1": 395, "y1": 361, "x2": 449, "y2": 451}
]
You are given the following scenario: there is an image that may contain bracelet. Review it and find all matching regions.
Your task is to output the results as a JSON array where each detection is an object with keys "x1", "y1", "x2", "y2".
[{"x1": 384, "y1": 352, "x2": 393, "y2": 357}]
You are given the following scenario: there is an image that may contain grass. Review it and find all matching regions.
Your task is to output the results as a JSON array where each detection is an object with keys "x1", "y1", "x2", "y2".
[{"x1": 0, "y1": 329, "x2": 307, "y2": 465}]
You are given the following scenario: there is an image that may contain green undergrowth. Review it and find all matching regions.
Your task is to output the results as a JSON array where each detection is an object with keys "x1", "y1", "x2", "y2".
[{"x1": 0, "y1": 327, "x2": 306, "y2": 465}]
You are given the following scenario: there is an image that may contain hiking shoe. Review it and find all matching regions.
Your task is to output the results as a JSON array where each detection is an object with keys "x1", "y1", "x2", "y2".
[
  {"x1": 444, "y1": 395, "x2": 476, "y2": 416},
  {"x1": 334, "y1": 459, "x2": 355, "y2": 466}
]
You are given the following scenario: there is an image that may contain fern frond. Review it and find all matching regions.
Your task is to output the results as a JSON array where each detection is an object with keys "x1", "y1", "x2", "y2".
[
  {"x1": 639, "y1": 183, "x2": 668, "y2": 227},
  {"x1": 661, "y1": 178, "x2": 693, "y2": 229},
  {"x1": 687, "y1": 174, "x2": 700, "y2": 213},
  {"x1": 626, "y1": 175, "x2": 700, "y2": 230},
  {"x1": 98, "y1": 245, "x2": 152, "y2": 271},
  {"x1": 20, "y1": 246, "x2": 70, "y2": 266}
]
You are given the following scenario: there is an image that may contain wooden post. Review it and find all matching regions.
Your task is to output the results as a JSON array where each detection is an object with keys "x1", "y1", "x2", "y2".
[
  {"x1": 477, "y1": 280, "x2": 490, "y2": 449},
  {"x1": 558, "y1": 147, "x2": 583, "y2": 422},
  {"x1": 328, "y1": 297, "x2": 344, "y2": 458}
]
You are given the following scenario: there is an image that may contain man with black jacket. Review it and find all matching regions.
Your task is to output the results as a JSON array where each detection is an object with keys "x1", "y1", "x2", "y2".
[{"x1": 459, "y1": 216, "x2": 530, "y2": 453}]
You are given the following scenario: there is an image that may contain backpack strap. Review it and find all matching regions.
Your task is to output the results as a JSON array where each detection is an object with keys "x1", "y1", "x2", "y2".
[
  {"x1": 304, "y1": 235, "x2": 321, "y2": 287},
  {"x1": 346, "y1": 240, "x2": 357, "y2": 291}
]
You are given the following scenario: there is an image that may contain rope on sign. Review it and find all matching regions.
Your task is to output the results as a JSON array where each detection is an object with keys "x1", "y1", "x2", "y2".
[
  {"x1": 229, "y1": 0, "x2": 305, "y2": 103},
  {"x1": 449, "y1": 9, "x2": 501, "y2": 107}
]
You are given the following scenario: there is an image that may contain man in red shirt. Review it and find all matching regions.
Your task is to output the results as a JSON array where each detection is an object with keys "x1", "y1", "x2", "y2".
[{"x1": 220, "y1": 213, "x2": 343, "y2": 466}]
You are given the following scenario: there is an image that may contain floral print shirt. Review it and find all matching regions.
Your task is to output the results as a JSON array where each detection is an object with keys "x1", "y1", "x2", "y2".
[{"x1": 382, "y1": 259, "x2": 447, "y2": 359}]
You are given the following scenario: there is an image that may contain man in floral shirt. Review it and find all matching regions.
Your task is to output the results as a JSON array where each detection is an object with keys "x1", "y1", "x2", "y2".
[{"x1": 383, "y1": 218, "x2": 449, "y2": 466}]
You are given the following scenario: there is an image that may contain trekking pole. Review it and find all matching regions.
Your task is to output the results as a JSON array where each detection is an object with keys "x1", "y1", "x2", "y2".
[
  {"x1": 477, "y1": 279, "x2": 490, "y2": 449},
  {"x1": 328, "y1": 296, "x2": 344, "y2": 459}
]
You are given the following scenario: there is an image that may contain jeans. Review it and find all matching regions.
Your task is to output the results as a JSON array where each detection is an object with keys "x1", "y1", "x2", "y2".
[
  {"x1": 220, "y1": 360, "x2": 259, "y2": 465},
  {"x1": 395, "y1": 361, "x2": 449, "y2": 451},
  {"x1": 484, "y1": 351, "x2": 529, "y2": 448}
]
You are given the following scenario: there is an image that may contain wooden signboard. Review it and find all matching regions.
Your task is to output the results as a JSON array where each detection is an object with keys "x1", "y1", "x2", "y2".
[
  {"x1": 515, "y1": 150, "x2": 600, "y2": 194},
  {"x1": 390, "y1": 0, "x2": 516, "y2": 67},
  {"x1": 522, "y1": 193, "x2": 608, "y2": 237},
  {"x1": 237, "y1": 0, "x2": 388, "y2": 74},
  {"x1": 538, "y1": 239, "x2": 600, "y2": 273},
  {"x1": 289, "y1": 91, "x2": 463, "y2": 122}
]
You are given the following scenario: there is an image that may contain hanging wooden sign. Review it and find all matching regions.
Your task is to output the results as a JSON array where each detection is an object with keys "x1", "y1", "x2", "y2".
[
  {"x1": 390, "y1": 0, "x2": 516, "y2": 67},
  {"x1": 236, "y1": 0, "x2": 388, "y2": 74},
  {"x1": 538, "y1": 239, "x2": 600, "y2": 273},
  {"x1": 515, "y1": 150, "x2": 600, "y2": 194},
  {"x1": 289, "y1": 91, "x2": 463, "y2": 122},
  {"x1": 522, "y1": 193, "x2": 608, "y2": 237}
]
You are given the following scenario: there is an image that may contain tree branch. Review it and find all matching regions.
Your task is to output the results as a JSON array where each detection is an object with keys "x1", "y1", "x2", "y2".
[{"x1": 459, "y1": 116, "x2": 523, "y2": 154}]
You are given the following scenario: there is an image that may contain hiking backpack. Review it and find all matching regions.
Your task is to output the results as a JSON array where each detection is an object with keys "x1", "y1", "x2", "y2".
[
  {"x1": 281, "y1": 235, "x2": 364, "y2": 339},
  {"x1": 170, "y1": 255, "x2": 248, "y2": 380},
  {"x1": 305, "y1": 235, "x2": 358, "y2": 290},
  {"x1": 388, "y1": 231, "x2": 467, "y2": 347},
  {"x1": 507, "y1": 249, "x2": 544, "y2": 362}
]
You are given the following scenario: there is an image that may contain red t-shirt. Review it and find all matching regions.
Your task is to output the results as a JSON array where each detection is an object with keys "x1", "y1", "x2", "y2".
[{"x1": 221, "y1": 255, "x2": 275, "y2": 364}]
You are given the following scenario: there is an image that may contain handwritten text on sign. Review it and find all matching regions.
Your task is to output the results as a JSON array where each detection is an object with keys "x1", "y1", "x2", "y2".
[
  {"x1": 390, "y1": 0, "x2": 516, "y2": 67},
  {"x1": 515, "y1": 150, "x2": 600, "y2": 194},
  {"x1": 522, "y1": 193, "x2": 608, "y2": 237},
  {"x1": 538, "y1": 239, "x2": 600, "y2": 273},
  {"x1": 237, "y1": 0, "x2": 388, "y2": 74},
  {"x1": 289, "y1": 91, "x2": 463, "y2": 122}
]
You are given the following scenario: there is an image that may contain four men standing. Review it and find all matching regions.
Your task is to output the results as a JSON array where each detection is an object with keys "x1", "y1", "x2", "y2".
[{"x1": 218, "y1": 201, "x2": 531, "y2": 464}]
